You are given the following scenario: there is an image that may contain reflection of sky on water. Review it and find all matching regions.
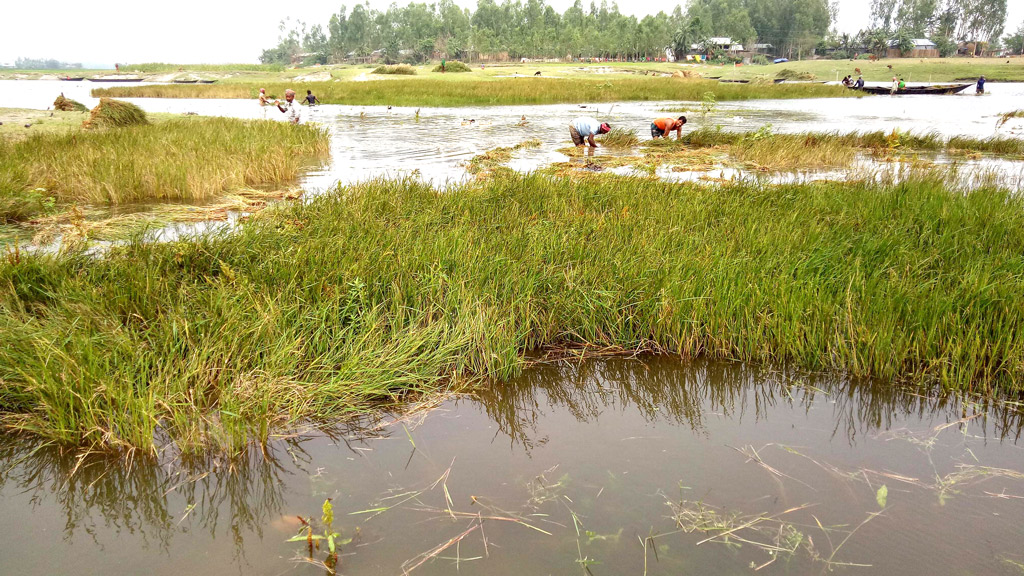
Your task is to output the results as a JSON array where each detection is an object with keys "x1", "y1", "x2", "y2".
[{"x1": 1, "y1": 358, "x2": 1022, "y2": 575}]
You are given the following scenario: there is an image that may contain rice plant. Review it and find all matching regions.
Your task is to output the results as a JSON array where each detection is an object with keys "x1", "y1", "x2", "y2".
[{"x1": 1, "y1": 172, "x2": 1021, "y2": 455}]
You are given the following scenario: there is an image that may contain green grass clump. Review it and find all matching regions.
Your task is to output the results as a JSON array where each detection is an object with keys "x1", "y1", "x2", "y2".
[
  {"x1": 372, "y1": 64, "x2": 417, "y2": 75},
  {"x1": 85, "y1": 98, "x2": 149, "y2": 128},
  {"x1": 94, "y1": 78, "x2": 848, "y2": 106},
  {"x1": 1, "y1": 173, "x2": 1022, "y2": 455},
  {"x1": 600, "y1": 128, "x2": 641, "y2": 148},
  {"x1": 433, "y1": 61, "x2": 471, "y2": 73},
  {"x1": 0, "y1": 117, "x2": 329, "y2": 221}
]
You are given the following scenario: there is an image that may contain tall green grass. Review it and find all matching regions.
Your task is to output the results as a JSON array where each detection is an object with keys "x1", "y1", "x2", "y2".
[
  {"x1": 1, "y1": 173, "x2": 1022, "y2": 455},
  {"x1": 93, "y1": 78, "x2": 849, "y2": 106},
  {"x1": 677, "y1": 127, "x2": 1024, "y2": 157},
  {"x1": 0, "y1": 117, "x2": 329, "y2": 222}
]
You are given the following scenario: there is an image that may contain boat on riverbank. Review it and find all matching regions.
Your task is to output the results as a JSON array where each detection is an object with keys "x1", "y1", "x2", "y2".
[
  {"x1": 173, "y1": 79, "x2": 198, "y2": 84},
  {"x1": 60, "y1": 77, "x2": 84, "y2": 82},
  {"x1": 859, "y1": 83, "x2": 972, "y2": 95},
  {"x1": 87, "y1": 77, "x2": 144, "y2": 83}
]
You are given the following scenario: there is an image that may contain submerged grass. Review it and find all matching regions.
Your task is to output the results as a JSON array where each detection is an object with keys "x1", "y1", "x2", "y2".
[
  {"x1": 0, "y1": 117, "x2": 329, "y2": 223},
  {"x1": 1, "y1": 173, "x2": 1022, "y2": 455},
  {"x1": 599, "y1": 128, "x2": 641, "y2": 148},
  {"x1": 93, "y1": 78, "x2": 849, "y2": 106}
]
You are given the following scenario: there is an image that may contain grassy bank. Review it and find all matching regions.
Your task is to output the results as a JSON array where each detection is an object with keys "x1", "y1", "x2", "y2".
[
  {"x1": 93, "y1": 77, "x2": 849, "y2": 106},
  {"x1": 1, "y1": 173, "x2": 1022, "y2": 455},
  {"x1": 0, "y1": 116, "x2": 328, "y2": 224}
]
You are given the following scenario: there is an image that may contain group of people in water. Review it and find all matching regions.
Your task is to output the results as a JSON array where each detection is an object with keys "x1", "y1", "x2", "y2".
[
  {"x1": 258, "y1": 88, "x2": 321, "y2": 123},
  {"x1": 568, "y1": 115, "x2": 687, "y2": 148}
]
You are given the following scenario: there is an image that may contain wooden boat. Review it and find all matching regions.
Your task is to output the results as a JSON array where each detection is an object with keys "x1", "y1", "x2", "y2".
[
  {"x1": 719, "y1": 79, "x2": 750, "y2": 84},
  {"x1": 61, "y1": 77, "x2": 85, "y2": 81},
  {"x1": 173, "y1": 79, "x2": 198, "y2": 84},
  {"x1": 87, "y1": 77, "x2": 144, "y2": 82},
  {"x1": 198, "y1": 80, "x2": 216, "y2": 84},
  {"x1": 858, "y1": 83, "x2": 972, "y2": 95}
]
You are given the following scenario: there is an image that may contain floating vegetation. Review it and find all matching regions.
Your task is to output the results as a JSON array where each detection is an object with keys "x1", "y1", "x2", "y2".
[
  {"x1": 667, "y1": 499, "x2": 880, "y2": 570},
  {"x1": 997, "y1": 109, "x2": 1024, "y2": 128},
  {"x1": 465, "y1": 139, "x2": 541, "y2": 177}
]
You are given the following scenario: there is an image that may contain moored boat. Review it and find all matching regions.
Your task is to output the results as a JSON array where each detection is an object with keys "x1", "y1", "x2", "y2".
[
  {"x1": 858, "y1": 83, "x2": 972, "y2": 95},
  {"x1": 198, "y1": 80, "x2": 216, "y2": 84},
  {"x1": 173, "y1": 80, "x2": 199, "y2": 84},
  {"x1": 61, "y1": 77, "x2": 85, "y2": 81},
  {"x1": 87, "y1": 77, "x2": 144, "y2": 82}
]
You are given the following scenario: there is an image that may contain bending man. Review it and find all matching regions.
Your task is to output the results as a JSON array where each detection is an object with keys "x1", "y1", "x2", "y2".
[
  {"x1": 569, "y1": 117, "x2": 611, "y2": 148},
  {"x1": 651, "y1": 116, "x2": 687, "y2": 140}
]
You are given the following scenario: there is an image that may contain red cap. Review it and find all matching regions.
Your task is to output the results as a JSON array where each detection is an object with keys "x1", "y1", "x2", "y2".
[{"x1": 600, "y1": 123, "x2": 611, "y2": 132}]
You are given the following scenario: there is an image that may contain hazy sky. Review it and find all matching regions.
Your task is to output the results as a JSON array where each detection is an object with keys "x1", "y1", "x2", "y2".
[{"x1": 2, "y1": 0, "x2": 1023, "y2": 65}]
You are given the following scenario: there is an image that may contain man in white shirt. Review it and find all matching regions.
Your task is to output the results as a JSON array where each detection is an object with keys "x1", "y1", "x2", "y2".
[
  {"x1": 275, "y1": 89, "x2": 302, "y2": 124},
  {"x1": 569, "y1": 117, "x2": 611, "y2": 148}
]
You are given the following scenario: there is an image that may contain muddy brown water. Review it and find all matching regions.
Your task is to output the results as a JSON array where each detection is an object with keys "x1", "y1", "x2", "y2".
[{"x1": 2, "y1": 358, "x2": 1022, "y2": 575}]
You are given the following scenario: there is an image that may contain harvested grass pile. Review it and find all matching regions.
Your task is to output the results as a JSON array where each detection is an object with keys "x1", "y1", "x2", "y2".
[
  {"x1": 83, "y1": 98, "x2": 149, "y2": 128},
  {"x1": 53, "y1": 94, "x2": 88, "y2": 112},
  {"x1": 372, "y1": 64, "x2": 417, "y2": 75},
  {"x1": 600, "y1": 128, "x2": 640, "y2": 148},
  {"x1": 776, "y1": 68, "x2": 817, "y2": 81},
  {"x1": 433, "y1": 60, "x2": 471, "y2": 73}
]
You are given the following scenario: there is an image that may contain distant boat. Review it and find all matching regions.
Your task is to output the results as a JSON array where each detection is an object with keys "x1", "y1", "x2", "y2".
[
  {"x1": 198, "y1": 80, "x2": 216, "y2": 84},
  {"x1": 859, "y1": 83, "x2": 972, "y2": 95},
  {"x1": 61, "y1": 77, "x2": 85, "y2": 81},
  {"x1": 87, "y1": 77, "x2": 144, "y2": 82},
  {"x1": 173, "y1": 80, "x2": 199, "y2": 84},
  {"x1": 719, "y1": 79, "x2": 750, "y2": 84}
]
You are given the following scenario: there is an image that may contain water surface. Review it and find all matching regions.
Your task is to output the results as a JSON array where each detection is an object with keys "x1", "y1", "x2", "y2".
[{"x1": 2, "y1": 359, "x2": 1022, "y2": 575}]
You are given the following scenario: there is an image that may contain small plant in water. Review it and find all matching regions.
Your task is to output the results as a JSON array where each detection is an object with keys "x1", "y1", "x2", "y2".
[
  {"x1": 287, "y1": 498, "x2": 353, "y2": 575},
  {"x1": 700, "y1": 91, "x2": 718, "y2": 120}
]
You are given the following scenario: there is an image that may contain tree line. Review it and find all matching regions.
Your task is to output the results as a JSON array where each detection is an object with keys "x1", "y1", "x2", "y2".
[{"x1": 260, "y1": 0, "x2": 1017, "y2": 65}]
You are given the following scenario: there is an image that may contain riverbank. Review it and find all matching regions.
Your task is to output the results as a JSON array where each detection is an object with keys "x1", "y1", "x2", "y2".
[
  {"x1": 2, "y1": 172, "x2": 1021, "y2": 455},
  {"x1": 92, "y1": 77, "x2": 850, "y2": 106},
  {"x1": 5, "y1": 58, "x2": 1023, "y2": 84}
]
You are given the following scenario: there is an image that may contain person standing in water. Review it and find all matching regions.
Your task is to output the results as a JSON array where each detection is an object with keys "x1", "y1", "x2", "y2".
[
  {"x1": 275, "y1": 89, "x2": 302, "y2": 124},
  {"x1": 977, "y1": 75, "x2": 986, "y2": 94},
  {"x1": 258, "y1": 88, "x2": 271, "y2": 118},
  {"x1": 569, "y1": 117, "x2": 611, "y2": 148},
  {"x1": 650, "y1": 116, "x2": 687, "y2": 140},
  {"x1": 304, "y1": 90, "x2": 320, "y2": 106}
]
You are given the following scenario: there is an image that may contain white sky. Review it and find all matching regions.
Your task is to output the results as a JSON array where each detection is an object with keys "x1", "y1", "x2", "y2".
[{"x1": 2, "y1": 0, "x2": 1022, "y2": 66}]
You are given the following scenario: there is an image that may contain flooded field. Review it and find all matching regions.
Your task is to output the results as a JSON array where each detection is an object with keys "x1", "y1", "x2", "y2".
[
  {"x1": 1, "y1": 359, "x2": 1022, "y2": 575},
  {"x1": 2, "y1": 79, "x2": 1023, "y2": 194},
  {"x1": 3, "y1": 80, "x2": 1024, "y2": 574}
]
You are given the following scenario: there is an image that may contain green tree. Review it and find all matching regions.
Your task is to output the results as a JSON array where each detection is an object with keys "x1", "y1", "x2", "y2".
[{"x1": 1004, "y1": 22, "x2": 1024, "y2": 54}]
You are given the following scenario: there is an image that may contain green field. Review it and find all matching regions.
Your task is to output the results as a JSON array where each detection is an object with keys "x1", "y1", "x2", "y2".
[
  {"x1": 6, "y1": 57, "x2": 1022, "y2": 85},
  {"x1": 2, "y1": 172, "x2": 1021, "y2": 455},
  {"x1": 93, "y1": 77, "x2": 849, "y2": 106}
]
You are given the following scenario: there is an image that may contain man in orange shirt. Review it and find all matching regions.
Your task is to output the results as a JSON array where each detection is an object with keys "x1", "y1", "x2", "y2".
[{"x1": 650, "y1": 116, "x2": 687, "y2": 140}]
